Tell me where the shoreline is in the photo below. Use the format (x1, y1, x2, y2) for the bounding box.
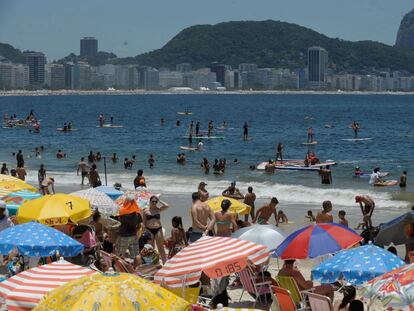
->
(2, 89, 414, 96)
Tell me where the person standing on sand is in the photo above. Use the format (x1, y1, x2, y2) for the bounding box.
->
(243, 122, 249, 141)
(190, 192, 214, 243)
(254, 197, 279, 225)
(38, 164, 46, 189)
(198, 182, 209, 202)
(355, 195, 375, 229)
(316, 200, 333, 223)
(40, 177, 55, 195)
(88, 164, 101, 188)
(16, 165, 26, 181)
(319, 165, 332, 185)
(400, 171, 407, 188)
(208, 199, 238, 237)
(244, 186, 256, 222)
(77, 157, 89, 185)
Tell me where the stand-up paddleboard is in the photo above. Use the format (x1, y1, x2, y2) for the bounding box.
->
(342, 138, 373, 142)
(181, 136, 224, 140)
(302, 141, 318, 145)
(180, 146, 197, 151)
(177, 112, 193, 115)
(354, 172, 389, 178)
(96, 124, 124, 128)
(257, 160, 336, 171)
(374, 180, 398, 187)
(56, 128, 78, 132)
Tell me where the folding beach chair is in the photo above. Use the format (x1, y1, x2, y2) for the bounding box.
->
(303, 291, 334, 311)
(238, 266, 272, 307)
(270, 286, 305, 311)
(276, 276, 311, 308)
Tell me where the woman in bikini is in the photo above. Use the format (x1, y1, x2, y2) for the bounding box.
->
(142, 196, 169, 264)
(209, 199, 238, 237)
(168, 216, 188, 258)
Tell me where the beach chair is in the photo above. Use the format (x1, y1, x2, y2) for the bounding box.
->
(113, 256, 129, 273)
(238, 267, 272, 307)
(270, 286, 305, 311)
(302, 291, 334, 311)
(276, 276, 311, 308)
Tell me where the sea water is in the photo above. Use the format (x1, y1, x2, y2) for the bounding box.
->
(0, 94, 413, 219)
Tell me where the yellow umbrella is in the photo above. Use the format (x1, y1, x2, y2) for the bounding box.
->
(0, 180, 37, 193)
(34, 271, 191, 311)
(17, 194, 91, 226)
(0, 175, 23, 183)
(206, 196, 251, 215)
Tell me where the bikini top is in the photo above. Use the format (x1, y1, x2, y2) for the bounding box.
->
(146, 213, 160, 220)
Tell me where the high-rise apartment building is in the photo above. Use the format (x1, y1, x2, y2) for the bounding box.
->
(307, 46, 328, 89)
(80, 37, 98, 57)
(23, 51, 46, 88)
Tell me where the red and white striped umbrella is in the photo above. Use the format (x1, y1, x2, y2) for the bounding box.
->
(0, 259, 96, 311)
(154, 236, 270, 288)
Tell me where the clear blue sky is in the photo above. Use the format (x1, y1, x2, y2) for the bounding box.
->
(0, 0, 412, 61)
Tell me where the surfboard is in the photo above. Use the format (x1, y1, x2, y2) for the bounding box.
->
(256, 160, 336, 171)
(302, 141, 318, 145)
(180, 146, 197, 151)
(56, 128, 78, 132)
(177, 112, 193, 115)
(181, 136, 224, 140)
(342, 138, 373, 142)
(97, 124, 124, 128)
(374, 180, 398, 187)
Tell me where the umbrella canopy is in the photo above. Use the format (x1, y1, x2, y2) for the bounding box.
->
(0, 259, 96, 311)
(364, 263, 414, 309)
(71, 188, 119, 216)
(115, 189, 157, 210)
(231, 224, 286, 252)
(275, 223, 363, 259)
(375, 211, 414, 246)
(0, 222, 83, 257)
(312, 244, 406, 285)
(95, 185, 123, 200)
(0, 175, 24, 183)
(206, 196, 251, 215)
(17, 193, 91, 226)
(1, 190, 42, 216)
(0, 181, 37, 194)
(154, 236, 270, 288)
(34, 270, 191, 311)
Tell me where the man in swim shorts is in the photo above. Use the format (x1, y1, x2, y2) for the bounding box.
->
(77, 157, 89, 185)
(190, 192, 214, 243)
(355, 195, 375, 229)
(254, 197, 279, 225)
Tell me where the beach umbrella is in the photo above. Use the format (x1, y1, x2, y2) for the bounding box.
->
(71, 188, 119, 216)
(231, 224, 286, 252)
(17, 193, 91, 226)
(34, 270, 191, 311)
(0, 259, 96, 311)
(375, 211, 414, 246)
(311, 244, 405, 285)
(95, 185, 123, 200)
(363, 263, 414, 309)
(275, 223, 363, 259)
(154, 236, 269, 288)
(0, 175, 23, 183)
(115, 189, 157, 210)
(0, 222, 83, 257)
(206, 196, 251, 215)
(1, 189, 42, 216)
(0, 180, 37, 194)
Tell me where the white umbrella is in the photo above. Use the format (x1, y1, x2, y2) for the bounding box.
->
(71, 188, 119, 216)
(231, 224, 287, 253)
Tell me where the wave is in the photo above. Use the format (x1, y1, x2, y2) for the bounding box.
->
(23, 169, 411, 209)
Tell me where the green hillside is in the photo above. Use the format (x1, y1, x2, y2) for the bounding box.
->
(0, 43, 24, 63)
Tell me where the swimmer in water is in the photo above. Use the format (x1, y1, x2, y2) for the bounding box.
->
(351, 121, 360, 138)
(243, 122, 249, 141)
(98, 114, 105, 127)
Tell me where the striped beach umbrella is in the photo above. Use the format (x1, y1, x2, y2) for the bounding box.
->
(275, 223, 363, 259)
(0, 259, 96, 311)
(1, 190, 42, 216)
(154, 236, 270, 288)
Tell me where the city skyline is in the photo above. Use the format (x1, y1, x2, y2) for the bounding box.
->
(0, 0, 412, 60)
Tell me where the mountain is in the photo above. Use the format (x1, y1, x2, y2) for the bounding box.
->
(0, 43, 24, 63)
(57, 51, 117, 66)
(130, 20, 414, 72)
(396, 9, 414, 49)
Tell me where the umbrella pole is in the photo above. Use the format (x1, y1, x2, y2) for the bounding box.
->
(103, 157, 108, 186)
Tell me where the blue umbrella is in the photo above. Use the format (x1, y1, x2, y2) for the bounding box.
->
(0, 222, 84, 257)
(1, 190, 42, 216)
(95, 186, 123, 200)
(311, 244, 406, 285)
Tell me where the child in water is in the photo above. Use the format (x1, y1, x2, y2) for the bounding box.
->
(305, 210, 316, 222)
(277, 210, 288, 224)
(338, 210, 348, 227)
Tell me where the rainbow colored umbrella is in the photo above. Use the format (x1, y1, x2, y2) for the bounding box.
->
(274, 223, 362, 259)
(364, 263, 414, 309)
(1, 190, 42, 216)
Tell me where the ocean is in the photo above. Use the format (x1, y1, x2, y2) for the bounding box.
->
(1, 93, 413, 227)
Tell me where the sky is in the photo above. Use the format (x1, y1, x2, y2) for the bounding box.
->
(0, 0, 413, 61)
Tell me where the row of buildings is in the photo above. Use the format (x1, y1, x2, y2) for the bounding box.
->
(2, 42, 414, 92)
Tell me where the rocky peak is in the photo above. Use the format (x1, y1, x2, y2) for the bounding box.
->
(396, 9, 414, 49)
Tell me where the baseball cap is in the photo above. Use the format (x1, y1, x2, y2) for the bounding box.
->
(199, 182, 207, 186)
